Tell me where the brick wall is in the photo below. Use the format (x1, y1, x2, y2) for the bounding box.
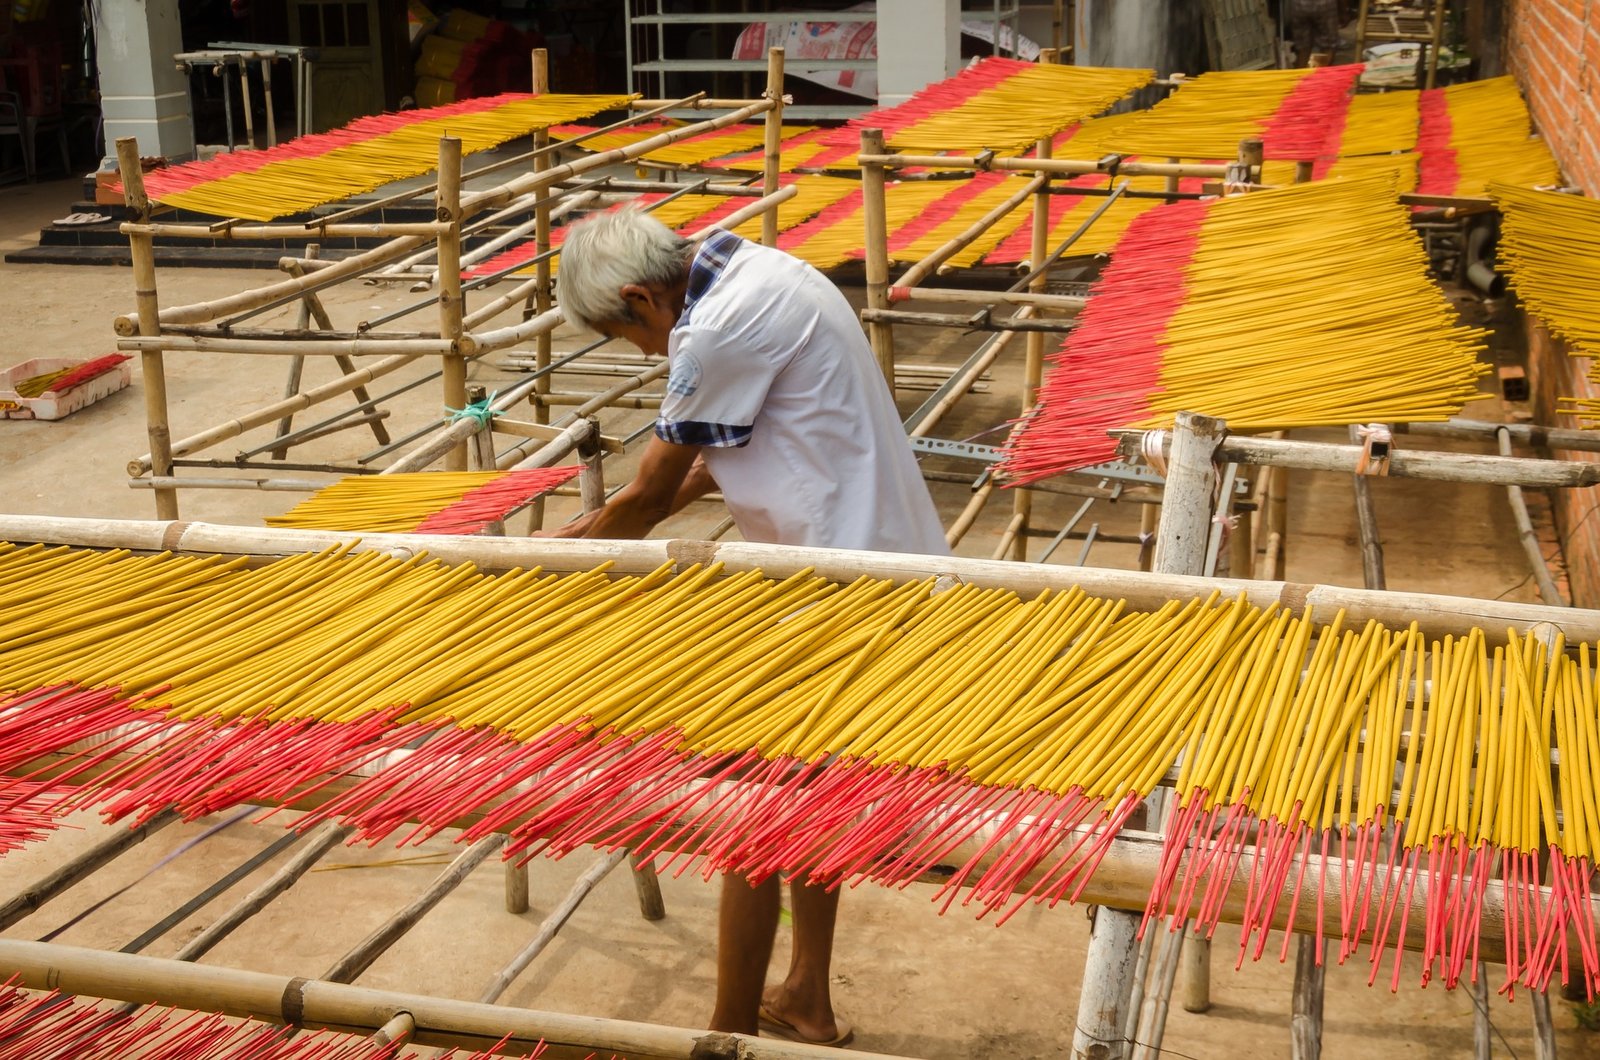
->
(1506, 0, 1600, 194)
(1506, 2, 1600, 607)
(1525, 319, 1600, 608)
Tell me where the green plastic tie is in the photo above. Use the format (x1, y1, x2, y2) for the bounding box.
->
(445, 392, 500, 428)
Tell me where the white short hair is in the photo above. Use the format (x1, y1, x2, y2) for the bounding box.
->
(558, 208, 694, 333)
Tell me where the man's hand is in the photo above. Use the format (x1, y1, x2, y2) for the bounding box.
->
(533, 438, 705, 540)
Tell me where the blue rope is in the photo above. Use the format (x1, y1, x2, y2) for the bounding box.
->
(446, 392, 500, 428)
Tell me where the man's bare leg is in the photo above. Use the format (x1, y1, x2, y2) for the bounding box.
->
(708, 873, 780, 1034)
(762, 880, 845, 1042)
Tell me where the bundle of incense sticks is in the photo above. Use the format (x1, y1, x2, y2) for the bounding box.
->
(1106, 64, 1364, 160)
(825, 56, 1153, 153)
(462, 175, 858, 280)
(0, 542, 1597, 994)
(551, 121, 817, 168)
(997, 176, 1488, 481)
(1416, 77, 1561, 199)
(0, 981, 533, 1059)
(133, 92, 632, 221)
(266, 468, 581, 535)
(1492, 182, 1600, 425)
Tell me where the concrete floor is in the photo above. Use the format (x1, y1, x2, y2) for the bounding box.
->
(0, 173, 1592, 1058)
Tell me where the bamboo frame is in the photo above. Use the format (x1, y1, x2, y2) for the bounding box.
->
(113, 68, 790, 509)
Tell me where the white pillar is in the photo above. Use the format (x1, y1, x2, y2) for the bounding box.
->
(875, 0, 962, 107)
(96, 0, 194, 162)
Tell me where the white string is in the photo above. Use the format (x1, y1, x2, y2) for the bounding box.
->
(1140, 429, 1170, 478)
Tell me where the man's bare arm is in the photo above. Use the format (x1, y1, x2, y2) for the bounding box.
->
(539, 437, 702, 540)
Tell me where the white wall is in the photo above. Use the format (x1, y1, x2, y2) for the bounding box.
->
(97, 0, 194, 161)
(876, 0, 963, 106)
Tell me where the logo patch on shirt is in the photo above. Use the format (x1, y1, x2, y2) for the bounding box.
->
(667, 351, 702, 397)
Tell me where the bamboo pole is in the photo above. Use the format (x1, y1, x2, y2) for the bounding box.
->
(1348, 425, 1387, 592)
(1082, 411, 1224, 1060)
(122, 221, 447, 240)
(477, 849, 626, 1005)
(528, 49, 556, 532)
(1397, 418, 1600, 451)
(0, 810, 178, 930)
(172, 822, 352, 963)
(859, 128, 896, 388)
(437, 136, 469, 472)
(115, 233, 435, 334)
(117, 335, 462, 356)
(762, 47, 784, 248)
(322, 835, 507, 984)
(1011, 134, 1054, 562)
(856, 153, 1235, 179)
(117, 137, 179, 519)
(0, 940, 914, 1060)
(1498, 427, 1566, 606)
(886, 288, 1086, 311)
(7, 516, 1600, 644)
(893, 172, 1048, 292)
(1120, 430, 1600, 489)
(858, 308, 1075, 333)
(577, 424, 606, 512)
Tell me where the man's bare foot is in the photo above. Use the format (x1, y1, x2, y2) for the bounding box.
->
(759, 986, 852, 1046)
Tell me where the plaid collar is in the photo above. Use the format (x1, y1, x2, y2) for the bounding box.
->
(681, 228, 744, 325)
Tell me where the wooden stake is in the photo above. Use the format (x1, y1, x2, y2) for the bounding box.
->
(1498, 427, 1566, 606)
(437, 135, 468, 472)
(1179, 927, 1211, 1013)
(860, 128, 896, 388)
(321, 835, 506, 984)
(1348, 424, 1387, 591)
(117, 137, 179, 520)
(762, 47, 785, 248)
(505, 862, 531, 916)
(477, 849, 626, 1005)
(577, 421, 606, 512)
(630, 852, 667, 921)
(1290, 935, 1326, 1059)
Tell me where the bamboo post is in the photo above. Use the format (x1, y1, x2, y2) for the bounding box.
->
(1237, 137, 1264, 189)
(630, 853, 667, 921)
(466, 385, 497, 474)
(371, 1011, 415, 1048)
(578, 421, 606, 512)
(260, 56, 277, 146)
(0, 810, 178, 930)
(1010, 133, 1054, 562)
(859, 128, 896, 388)
(437, 135, 469, 472)
(529, 48, 554, 531)
(321, 835, 506, 984)
(271, 242, 317, 459)
(477, 849, 627, 1005)
(237, 56, 256, 147)
(117, 137, 179, 520)
(1119, 412, 1225, 1050)
(172, 822, 352, 963)
(1531, 988, 1556, 1060)
(1179, 927, 1211, 1013)
(1473, 968, 1492, 1060)
(762, 47, 785, 248)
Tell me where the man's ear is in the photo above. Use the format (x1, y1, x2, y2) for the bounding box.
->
(619, 283, 655, 312)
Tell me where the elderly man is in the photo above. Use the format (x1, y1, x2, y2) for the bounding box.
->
(547, 208, 948, 1045)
